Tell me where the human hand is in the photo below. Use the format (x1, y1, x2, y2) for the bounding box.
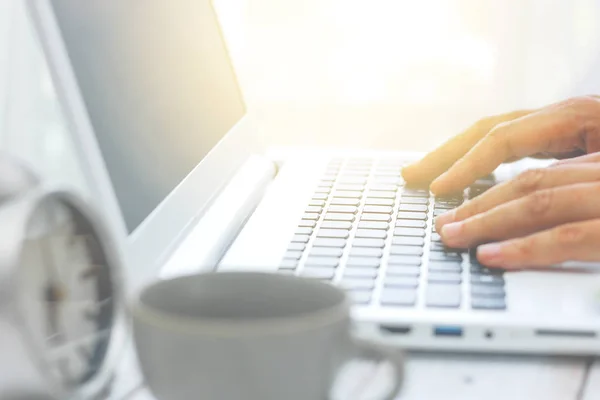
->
(434, 153, 600, 269)
(402, 96, 600, 195)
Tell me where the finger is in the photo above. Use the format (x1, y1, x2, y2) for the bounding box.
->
(430, 101, 592, 195)
(435, 163, 600, 229)
(439, 182, 600, 248)
(477, 219, 600, 269)
(551, 152, 600, 167)
(402, 109, 534, 185)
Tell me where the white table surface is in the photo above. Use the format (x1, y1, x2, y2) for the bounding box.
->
(3, 0, 600, 399)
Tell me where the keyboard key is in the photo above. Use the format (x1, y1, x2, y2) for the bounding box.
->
(471, 284, 506, 298)
(312, 193, 329, 200)
(332, 191, 362, 198)
(365, 198, 395, 206)
(324, 213, 355, 222)
(353, 238, 386, 248)
(308, 199, 326, 207)
(340, 279, 375, 290)
(384, 276, 420, 288)
(316, 229, 350, 239)
(284, 250, 303, 260)
(401, 197, 429, 205)
(301, 267, 336, 279)
(428, 272, 462, 284)
(469, 266, 504, 276)
(296, 227, 314, 235)
(303, 212, 320, 220)
(346, 257, 381, 268)
(428, 261, 462, 273)
(388, 255, 422, 265)
(277, 269, 295, 275)
(355, 229, 387, 239)
(433, 209, 451, 217)
(389, 246, 424, 256)
(314, 187, 331, 195)
(336, 184, 365, 191)
(386, 265, 421, 277)
(471, 297, 506, 310)
(305, 257, 340, 268)
(320, 221, 353, 230)
(392, 237, 425, 246)
(321, 175, 337, 182)
(312, 238, 347, 248)
(287, 242, 306, 251)
(429, 234, 441, 243)
(393, 227, 426, 237)
(426, 285, 461, 308)
(395, 219, 427, 228)
(291, 234, 311, 243)
(380, 289, 417, 306)
(330, 198, 360, 206)
(318, 179, 334, 187)
(402, 188, 430, 197)
(309, 247, 343, 257)
(340, 170, 370, 177)
(279, 259, 298, 269)
(298, 220, 317, 228)
(363, 205, 393, 214)
(367, 191, 396, 199)
(358, 221, 389, 230)
(429, 242, 464, 253)
(471, 274, 505, 285)
(361, 213, 392, 222)
(397, 212, 428, 220)
(373, 170, 401, 177)
(348, 291, 372, 305)
(369, 184, 398, 192)
(372, 177, 403, 185)
(349, 247, 383, 258)
(398, 204, 428, 212)
(429, 252, 462, 262)
(344, 268, 379, 278)
(337, 177, 367, 185)
(328, 205, 358, 214)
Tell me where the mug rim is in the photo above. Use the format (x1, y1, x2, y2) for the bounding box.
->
(130, 272, 351, 337)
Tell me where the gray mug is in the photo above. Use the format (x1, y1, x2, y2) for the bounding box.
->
(130, 272, 404, 400)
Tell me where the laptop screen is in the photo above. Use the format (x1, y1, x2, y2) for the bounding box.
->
(49, 0, 246, 233)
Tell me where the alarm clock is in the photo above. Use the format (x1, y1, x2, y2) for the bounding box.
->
(0, 155, 128, 399)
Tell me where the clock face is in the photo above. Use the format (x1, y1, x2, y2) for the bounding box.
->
(16, 197, 115, 389)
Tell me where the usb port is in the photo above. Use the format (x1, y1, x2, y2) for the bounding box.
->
(433, 325, 463, 337)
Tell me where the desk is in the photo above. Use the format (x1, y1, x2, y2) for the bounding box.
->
(112, 342, 598, 400)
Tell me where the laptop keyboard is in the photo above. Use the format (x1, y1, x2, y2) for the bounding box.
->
(278, 157, 507, 311)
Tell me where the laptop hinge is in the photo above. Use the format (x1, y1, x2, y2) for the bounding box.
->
(159, 154, 277, 279)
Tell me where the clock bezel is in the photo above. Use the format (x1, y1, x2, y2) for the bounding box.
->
(0, 189, 129, 399)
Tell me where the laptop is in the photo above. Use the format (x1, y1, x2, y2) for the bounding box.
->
(28, 0, 600, 355)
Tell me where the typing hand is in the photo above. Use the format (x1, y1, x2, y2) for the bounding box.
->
(402, 96, 600, 195)
(434, 154, 600, 269)
(401, 95, 600, 269)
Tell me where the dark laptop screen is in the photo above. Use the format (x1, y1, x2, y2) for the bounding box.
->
(50, 0, 246, 232)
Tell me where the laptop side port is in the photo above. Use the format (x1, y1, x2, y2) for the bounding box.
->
(380, 325, 412, 335)
(535, 329, 596, 338)
(433, 325, 463, 337)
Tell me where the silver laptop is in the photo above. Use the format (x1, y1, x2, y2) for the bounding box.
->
(28, 0, 600, 355)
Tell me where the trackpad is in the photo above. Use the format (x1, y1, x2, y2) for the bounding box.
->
(505, 270, 600, 317)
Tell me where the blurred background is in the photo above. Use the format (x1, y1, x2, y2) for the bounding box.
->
(1, 0, 600, 194)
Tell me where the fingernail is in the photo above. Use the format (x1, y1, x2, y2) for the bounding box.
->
(440, 221, 463, 246)
(434, 210, 455, 229)
(430, 173, 448, 194)
(477, 243, 503, 264)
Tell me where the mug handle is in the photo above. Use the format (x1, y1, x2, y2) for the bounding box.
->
(342, 337, 404, 400)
